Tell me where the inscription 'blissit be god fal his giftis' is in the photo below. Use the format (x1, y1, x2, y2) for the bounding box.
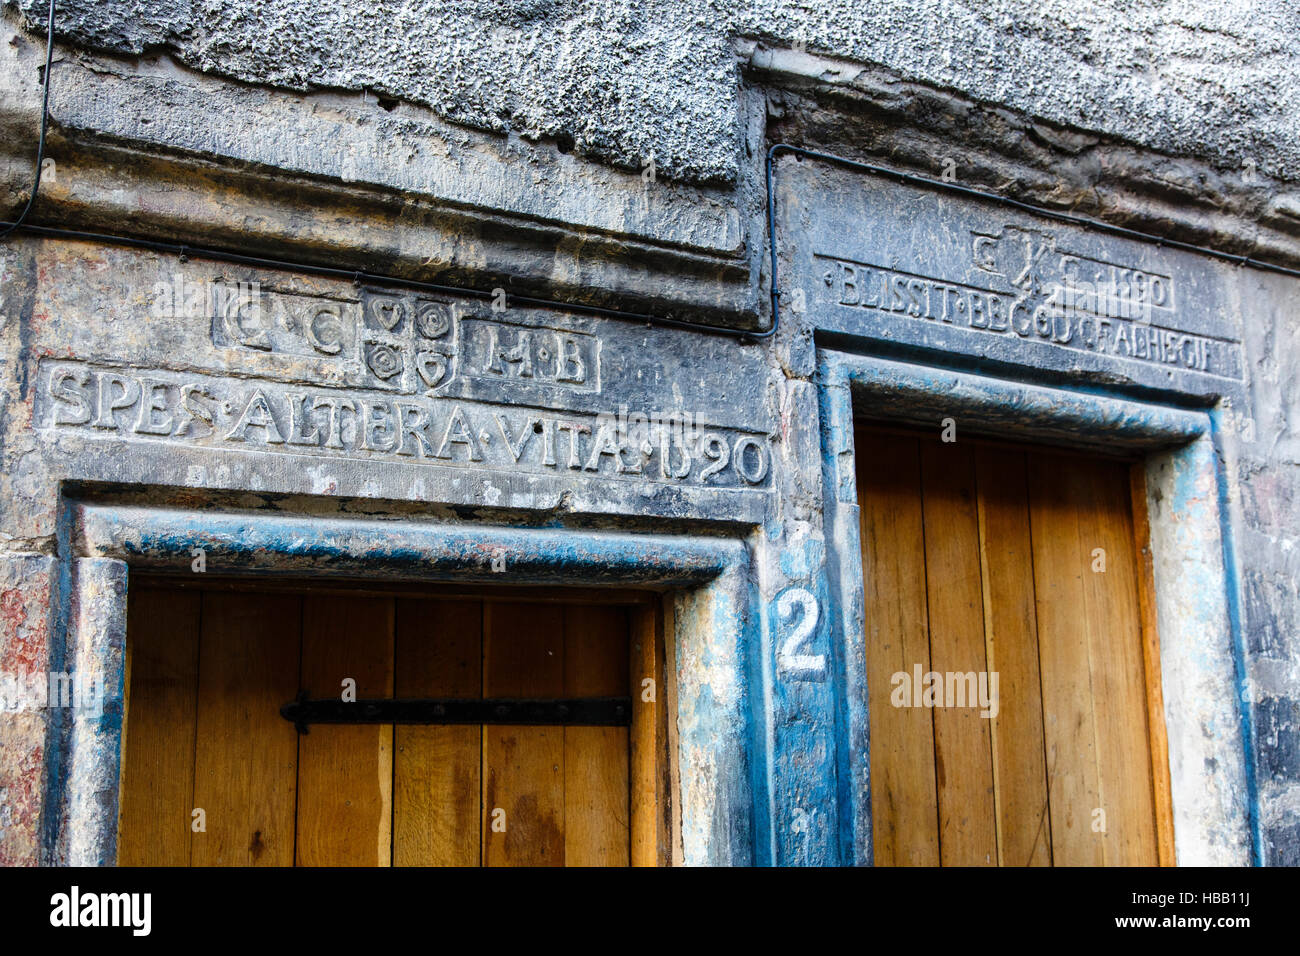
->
(819, 247, 1224, 377)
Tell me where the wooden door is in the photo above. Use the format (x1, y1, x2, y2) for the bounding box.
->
(856, 427, 1174, 866)
(118, 587, 664, 866)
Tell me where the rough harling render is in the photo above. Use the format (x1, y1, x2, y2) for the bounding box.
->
(0, 0, 1296, 871)
(7, 0, 1300, 185)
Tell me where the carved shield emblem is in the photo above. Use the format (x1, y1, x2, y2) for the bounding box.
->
(416, 350, 449, 389)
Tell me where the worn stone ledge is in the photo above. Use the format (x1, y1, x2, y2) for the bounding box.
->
(71, 501, 749, 586)
(7, 25, 1300, 330)
(826, 351, 1208, 451)
(752, 45, 1300, 275)
(0, 34, 765, 328)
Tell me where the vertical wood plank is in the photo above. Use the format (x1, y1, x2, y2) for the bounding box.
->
(1028, 453, 1105, 866)
(1076, 458, 1159, 865)
(118, 588, 201, 866)
(920, 439, 998, 866)
(393, 598, 482, 867)
(1130, 463, 1177, 866)
(630, 602, 664, 866)
(856, 430, 941, 866)
(191, 592, 300, 866)
(974, 448, 1053, 866)
(563, 604, 631, 866)
(296, 596, 394, 866)
(482, 602, 565, 867)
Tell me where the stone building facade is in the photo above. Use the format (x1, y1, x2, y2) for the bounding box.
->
(0, 0, 1296, 866)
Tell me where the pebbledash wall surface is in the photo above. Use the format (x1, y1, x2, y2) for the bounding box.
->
(0, 0, 1297, 867)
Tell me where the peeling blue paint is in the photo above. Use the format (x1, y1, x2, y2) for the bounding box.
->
(1208, 407, 1264, 866)
(54, 498, 764, 867)
(40, 495, 75, 866)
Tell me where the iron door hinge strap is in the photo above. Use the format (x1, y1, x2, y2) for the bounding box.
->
(280, 692, 631, 734)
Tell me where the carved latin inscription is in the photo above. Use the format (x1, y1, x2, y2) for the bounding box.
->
(38, 361, 770, 489)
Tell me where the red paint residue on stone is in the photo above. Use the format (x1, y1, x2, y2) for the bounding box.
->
(0, 738, 44, 867)
(0, 587, 28, 639)
(0, 587, 48, 675)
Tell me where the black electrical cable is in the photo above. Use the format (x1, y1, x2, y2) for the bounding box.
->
(0, 0, 56, 240)
(6, 222, 776, 338)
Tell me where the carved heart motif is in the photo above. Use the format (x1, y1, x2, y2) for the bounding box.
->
(416, 350, 449, 389)
(369, 296, 406, 331)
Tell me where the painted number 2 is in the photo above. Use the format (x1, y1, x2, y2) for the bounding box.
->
(776, 588, 827, 682)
